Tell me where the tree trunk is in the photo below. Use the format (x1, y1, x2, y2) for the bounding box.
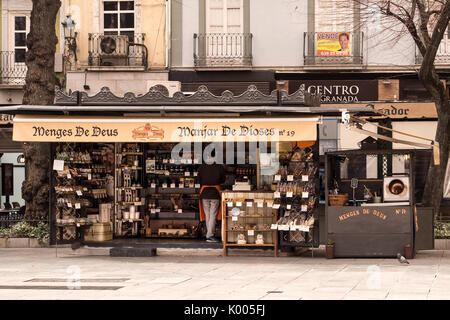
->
(21, 0, 61, 219)
(422, 99, 450, 216)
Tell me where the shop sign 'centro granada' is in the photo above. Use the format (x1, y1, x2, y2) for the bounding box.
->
(12, 115, 318, 143)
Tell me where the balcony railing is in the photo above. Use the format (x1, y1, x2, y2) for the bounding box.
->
(416, 33, 450, 64)
(303, 32, 364, 66)
(88, 33, 147, 68)
(0, 51, 27, 85)
(194, 33, 253, 68)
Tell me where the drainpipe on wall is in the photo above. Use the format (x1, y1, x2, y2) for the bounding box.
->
(166, 0, 170, 69)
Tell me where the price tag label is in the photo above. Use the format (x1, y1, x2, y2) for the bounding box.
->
(266, 202, 273, 208)
(53, 159, 64, 171)
(286, 191, 293, 198)
(271, 224, 278, 230)
(246, 202, 253, 207)
(287, 175, 294, 181)
(194, 159, 200, 164)
(162, 183, 168, 188)
(179, 184, 184, 189)
(290, 225, 297, 231)
(279, 225, 289, 231)
(151, 183, 156, 188)
(76, 223, 80, 227)
(287, 204, 292, 210)
(67, 202, 72, 208)
(170, 183, 176, 188)
(151, 209, 156, 214)
(181, 159, 186, 164)
(232, 216, 238, 221)
(187, 159, 192, 164)
(302, 175, 309, 182)
(88, 173, 92, 180)
(75, 203, 81, 209)
(178, 209, 183, 214)
(236, 202, 242, 207)
(170, 159, 175, 164)
(156, 208, 161, 213)
(185, 172, 190, 177)
(163, 159, 168, 164)
(195, 184, 201, 189)
(274, 175, 281, 181)
(67, 173, 72, 179)
(257, 202, 264, 208)
(248, 230, 255, 236)
(76, 190, 82, 196)
(302, 192, 309, 198)
(273, 204, 280, 209)
(298, 226, 310, 232)
(301, 205, 308, 212)
(164, 171, 170, 176)
(227, 201, 233, 207)
(132, 166, 137, 170)
(274, 192, 281, 198)
(189, 183, 195, 188)
(193, 172, 198, 177)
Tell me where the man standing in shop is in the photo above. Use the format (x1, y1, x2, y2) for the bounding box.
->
(198, 154, 225, 243)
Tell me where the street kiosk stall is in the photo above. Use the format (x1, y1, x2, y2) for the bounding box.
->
(324, 148, 434, 258)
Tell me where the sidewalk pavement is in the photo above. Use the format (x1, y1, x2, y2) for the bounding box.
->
(0, 247, 449, 300)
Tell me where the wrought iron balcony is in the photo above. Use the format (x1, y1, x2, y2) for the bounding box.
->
(303, 32, 364, 66)
(0, 51, 27, 85)
(194, 33, 253, 69)
(415, 33, 450, 64)
(88, 33, 147, 68)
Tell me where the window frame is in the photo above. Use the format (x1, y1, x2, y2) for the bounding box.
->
(101, 0, 135, 36)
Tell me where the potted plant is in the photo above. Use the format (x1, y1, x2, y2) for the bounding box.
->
(404, 244, 413, 260)
(0, 221, 49, 248)
(326, 239, 335, 259)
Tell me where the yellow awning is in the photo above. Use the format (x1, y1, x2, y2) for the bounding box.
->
(13, 115, 318, 143)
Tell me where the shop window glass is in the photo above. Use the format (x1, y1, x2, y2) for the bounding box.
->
(104, 14, 118, 29)
(103, 1, 135, 38)
(15, 33, 26, 47)
(15, 17, 26, 31)
(14, 49, 26, 63)
(120, 1, 134, 10)
(104, 2, 118, 11)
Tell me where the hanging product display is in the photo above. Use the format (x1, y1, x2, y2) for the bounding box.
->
(53, 143, 114, 242)
(271, 142, 319, 248)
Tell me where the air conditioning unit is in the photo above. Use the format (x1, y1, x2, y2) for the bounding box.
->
(383, 176, 410, 202)
(146, 81, 181, 97)
(97, 35, 129, 66)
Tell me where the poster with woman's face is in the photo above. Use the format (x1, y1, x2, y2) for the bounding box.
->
(316, 32, 351, 56)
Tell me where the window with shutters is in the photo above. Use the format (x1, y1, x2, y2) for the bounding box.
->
(197, 0, 251, 67)
(4, 13, 29, 84)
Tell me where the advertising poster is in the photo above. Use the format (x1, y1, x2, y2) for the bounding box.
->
(317, 32, 350, 56)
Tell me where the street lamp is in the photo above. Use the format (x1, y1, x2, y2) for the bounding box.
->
(61, 15, 77, 61)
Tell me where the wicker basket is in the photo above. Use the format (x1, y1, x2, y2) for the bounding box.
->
(328, 194, 349, 206)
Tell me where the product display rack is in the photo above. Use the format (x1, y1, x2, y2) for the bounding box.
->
(272, 142, 320, 249)
(144, 144, 202, 238)
(222, 191, 278, 257)
(114, 143, 145, 238)
(53, 143, 114, 243)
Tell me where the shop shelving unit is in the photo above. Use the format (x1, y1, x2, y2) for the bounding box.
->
(222, 191, 278, 257)
(144, 145, 201, 238)
(114, 143, 145, 238)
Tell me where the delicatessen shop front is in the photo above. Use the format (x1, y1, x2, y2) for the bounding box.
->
(13, 115, 320, 254)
